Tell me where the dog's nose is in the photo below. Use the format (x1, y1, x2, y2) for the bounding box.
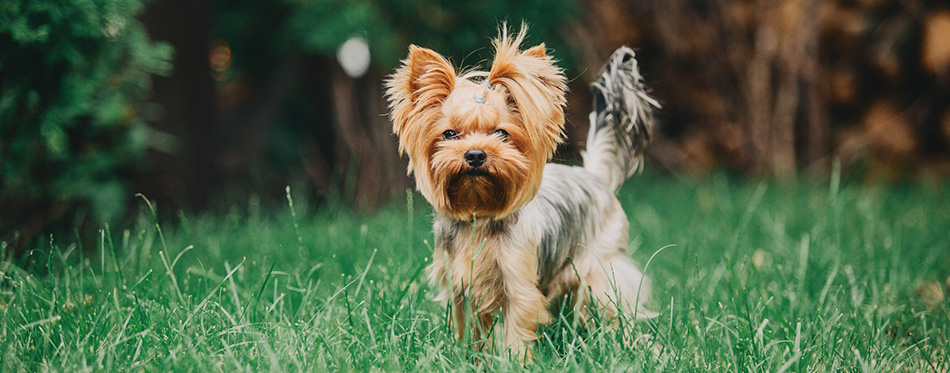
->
(464, 149, 487, 167)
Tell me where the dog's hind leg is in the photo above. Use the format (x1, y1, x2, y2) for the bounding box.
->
(581, 252, 657, 320)
(573, 199, 657, 320)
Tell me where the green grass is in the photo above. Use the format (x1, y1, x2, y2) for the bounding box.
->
(2, 174, 949, 371)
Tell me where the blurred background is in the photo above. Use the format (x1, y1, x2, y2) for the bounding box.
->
(2, 0, 949, 250)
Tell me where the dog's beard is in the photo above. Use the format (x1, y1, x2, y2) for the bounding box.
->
(447, 168, 510, 216)
(427, 147, 532, 219)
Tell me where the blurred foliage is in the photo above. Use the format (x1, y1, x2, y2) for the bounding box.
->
(209, 0, 580, 81)
(240, 0, 582, 77)
(0, 0, 581, 245)
(0, 0, 172, 225)
(202, 0, 582, 209)
(3, 0, 947, 245)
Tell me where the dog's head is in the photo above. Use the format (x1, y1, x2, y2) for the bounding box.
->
(386, 26, 567, 220)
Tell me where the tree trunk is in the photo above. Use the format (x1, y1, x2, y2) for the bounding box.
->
(140, 0, 218, 210)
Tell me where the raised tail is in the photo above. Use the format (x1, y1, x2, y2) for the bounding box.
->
(582, 47, 659, 193)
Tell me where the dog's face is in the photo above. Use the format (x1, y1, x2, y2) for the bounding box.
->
(386, 30, 568, 220)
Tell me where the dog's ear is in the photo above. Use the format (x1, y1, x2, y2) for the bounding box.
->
(487, 27, 567, 160)
(521, 43, 547, 58)
(386, 45, 456, 156)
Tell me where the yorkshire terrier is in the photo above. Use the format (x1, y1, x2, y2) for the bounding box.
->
(386, 26, 658, 360)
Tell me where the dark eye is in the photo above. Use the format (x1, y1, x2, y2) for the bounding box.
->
(494, 129, 509, 140)
(442, 130, 458, 140)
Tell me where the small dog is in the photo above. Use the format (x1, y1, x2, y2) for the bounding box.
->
(386, 26, 658, 359)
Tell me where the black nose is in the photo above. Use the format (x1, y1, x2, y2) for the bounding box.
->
(464, 149, 487, 167)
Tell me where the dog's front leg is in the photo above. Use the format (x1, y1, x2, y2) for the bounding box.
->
(452, 298, 495, 335)
(498, 243, 551, 362)
(452, 296, 468, 342)
(501, 279, 550, 361)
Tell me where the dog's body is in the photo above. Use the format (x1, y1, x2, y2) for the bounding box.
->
(386, 26, 657, 359)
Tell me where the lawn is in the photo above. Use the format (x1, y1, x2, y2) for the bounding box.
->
(2, 173, 948, 371)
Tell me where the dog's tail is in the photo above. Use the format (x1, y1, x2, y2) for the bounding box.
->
(582, 47, 658, 193)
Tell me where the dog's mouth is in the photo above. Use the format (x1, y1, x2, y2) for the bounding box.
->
(461, 168, 491, 177)
(449, 168, 494, 187)
(449, 166, 503, 191)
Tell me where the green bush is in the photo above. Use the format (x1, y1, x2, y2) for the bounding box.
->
(0, 0, 172, 226)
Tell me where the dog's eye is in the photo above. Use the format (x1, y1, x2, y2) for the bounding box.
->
(442, 130, 458, 140)
(493, 129, 509, 141)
